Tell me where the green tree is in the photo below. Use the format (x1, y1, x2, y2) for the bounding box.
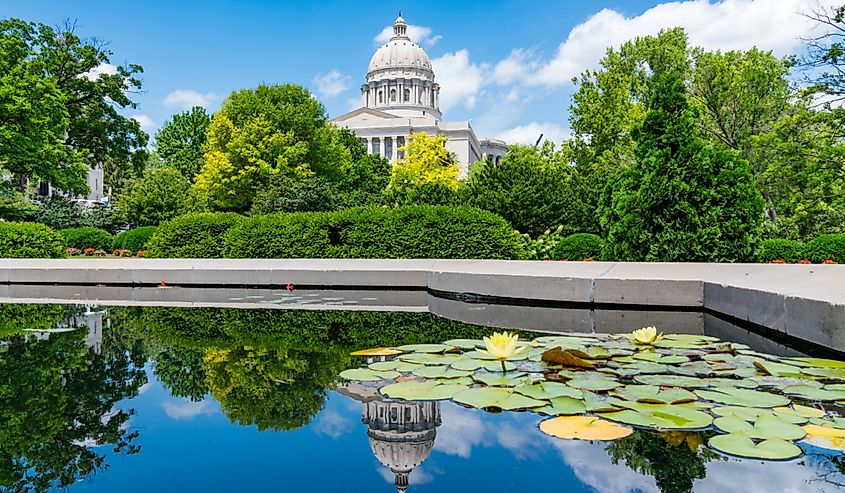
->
(600, 74, 764, 262)
(119, 167, 192, 226)
(0, 18, 148, 196)
(194, 84, 352, 211)
(155, 106, 212, 179)
(802, 4, 845, 103)
(607, 431, 712, 493)
(387, 132, 459, 205)
(462, 142, 591, 236)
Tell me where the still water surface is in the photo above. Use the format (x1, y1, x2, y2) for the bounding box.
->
(1, 303, 844, 492)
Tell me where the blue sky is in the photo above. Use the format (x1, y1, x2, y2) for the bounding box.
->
(1, 0, 833, 145)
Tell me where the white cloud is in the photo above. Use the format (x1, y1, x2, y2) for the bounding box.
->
(162, 398, 216, 420)
(523, 0, 837, 88)
(431, 50, 488, 113)
(548, 438, 659, 493)
(493, 49, 540, 85)
(494, 122, 570, 145)
(313, 69, 351, 100)
(312, 410, 353, 439)
(80, 63, 117, 81)
(375, 24, 441, 47)
(163, 89, 220, 109)
(131, 114, 155, 133)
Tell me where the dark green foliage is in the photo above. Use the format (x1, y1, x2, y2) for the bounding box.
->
(250, 175, 337, 215)
(600, 75, 764, 262)
(0, 185, 40, 222)
(0, 304, 65, 338)
(758, 239, 806, 263)
(607, 431, 712, 493)
(463, 144, 592, 236)
(119, 167, 192, 226)
(383, 182, 458, 206)
(222, 206, 526, 260)
(154, 106, 211, 179)
(111, 226, 158, 253)
(35, 195, 124, 234)
(146, 213, 243, 258)
(552, 233, 605, 260)
(0, 222, 66, 258)
(59, 227, 112, 251)
(803, 234, 845, 263)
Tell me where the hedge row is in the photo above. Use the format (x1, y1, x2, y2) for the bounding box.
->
(552, 233, 605, 261)
(112, 226, 158, 253)
(0, 222, 66, 258)
(146, 207, 527, 260)
(59, 227, 112, 251)
(758, 235, 845, 263)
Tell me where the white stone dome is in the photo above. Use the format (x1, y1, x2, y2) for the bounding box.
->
(368, 15, 432, 73)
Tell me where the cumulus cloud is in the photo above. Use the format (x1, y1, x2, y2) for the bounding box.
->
(131, 114, 155, 133)
(493, 49, 540, 86)
(494, 122, 570, 145)
(312, 410, 353, 439)
(163, 89, 220, 109)
(80, 63, 117, 81)
(521, 0, 837, 87)
(431, 50, 488, 112)
(162, 398, 216, 420)
(313, 69, 352, 100)
(375, 24, 442, 46)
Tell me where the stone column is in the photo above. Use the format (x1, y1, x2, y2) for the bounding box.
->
(392, 137, 398, 161)
(367, 138, 373, 155)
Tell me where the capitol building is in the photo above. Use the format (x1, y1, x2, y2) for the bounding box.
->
(332, 14, 508, 177)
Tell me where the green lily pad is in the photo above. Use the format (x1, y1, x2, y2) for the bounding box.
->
(711, 406, 807, 425)
(463, 349, 529, 361)
(694, 387, 790, 408)
(668, 361, 713, 377)
(713, 414, 806, 440)
(339, 368, 400, 381)
(613, 385, 697, 404)
(379, 380, 468, 400)
(449, 357, 516, 372)
(399, 352, 462, 365)
(452, 387, 546, 410)
(583, 391, 624, 413)
(602, 404, 712, 430)
(754, 360, 804, 378)
(368, 360, 421, 372)
(632, 352, 690, 364)
(800, 367, 845, 380)
(633, 375, 709, 388)
(514, 381, 583, 400)
(533, 335, 598, 348)
(567, 376, 620, 392)
(443, 339, 484, 349)
(411, 366, 472, 379)
(535, 396, 587, 416)
(708, 433, 802, 460)
(751, 376, 822, 390)
(396, 343, 453, 353)
(787, 357, 845, 369)
(810, 416, 845, 429)
(707, 377, 758, 389)
(473, 372, 528, 387)
(622, 362, 668, 374)
(782, 385, 845, 402)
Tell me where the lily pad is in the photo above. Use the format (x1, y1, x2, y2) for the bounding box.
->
(602, 404, 712, 430)
(800, 367, 845, 380)
(350, 347, 403, 357)
(787, 357, 845, 369)
(613, 385, 697, 404)
(751, 376, 822, 390)
(567, 376, 620, 392)
(711, 406, 807, 425)
(463, 349, 529, 361)
(541, 348, 595, 368)
(338, 368, 400, 381)
(694, 387, 790, 408)
(411, 366, 472, 379)
(399, 352, 462, 365)
(452, 387, 546, 410)
(443, 339, 484, 349)
(368, 360, 420, 372)
(539, 416, 633, 441)
(633, 352, 690, 364)
(472, 372, 528, 387)
(773, 404, 825, 419)
(708, 433, 802, 460)
(782, 385, 845, 402)
(450, 357, 516, 372)
(514, 381, 583, 400)
(713, 414, 805, 440)
(535, 396, 587, 416)
(396, 343, 452, 353)
(583, 391, 624, 413)
(633, 375, 709, 388)
(379, 380, 468, 401)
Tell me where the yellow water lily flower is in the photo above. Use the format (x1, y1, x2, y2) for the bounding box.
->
(480, 331, 526, 371)
(631, 326, 663, 345)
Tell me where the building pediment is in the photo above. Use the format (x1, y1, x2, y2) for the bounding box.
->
(332, 107, 402, 123)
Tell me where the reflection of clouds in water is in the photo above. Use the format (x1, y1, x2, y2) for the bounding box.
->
(548, 437, 658, 493)
(697, 456, 845, 493)
(162, 398, 216, 420)
(313, 410, 353, 439)
(434, 402, 541, 460)
(137, 382, 152, 395)
(377, 465, 435, 485)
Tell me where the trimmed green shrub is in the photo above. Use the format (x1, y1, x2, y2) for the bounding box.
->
(758, 239, 805, 263)
(552, 233, 605, 261)
(147, 213, 243, 258)
(803, 234, 845, 264)
(222, 206, 526, 260)
(112, 226, 158, 253)
(59, 227, 112, 251)
(0, 222, 66, 258)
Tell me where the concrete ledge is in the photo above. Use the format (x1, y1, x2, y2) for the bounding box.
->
(0, 258, 842, 349)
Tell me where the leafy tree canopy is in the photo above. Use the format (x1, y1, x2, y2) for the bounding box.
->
(154, 106, 212, 180)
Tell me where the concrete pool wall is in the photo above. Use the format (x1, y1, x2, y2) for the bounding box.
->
(0, 258, 841, 350)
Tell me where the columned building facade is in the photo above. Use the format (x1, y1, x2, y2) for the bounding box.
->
(332, 14, 507, 177)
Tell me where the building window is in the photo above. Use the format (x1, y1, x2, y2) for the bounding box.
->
(385, 137, 393, 158)
(390, 89, 396, 101)
(404, 88, 410, 102)
(372, 138, 381, 156)
(397, 137, 405, 159)
(378, 91, 383, 103)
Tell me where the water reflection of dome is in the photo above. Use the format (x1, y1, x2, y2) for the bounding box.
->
(338, 382, 441, 493)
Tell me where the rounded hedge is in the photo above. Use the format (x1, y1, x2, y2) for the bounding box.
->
(552, 233, 605, 261)
(0, 222, 66, 258)
(222, 206, 526, 260)
(146, 213, 243, 258)
(59, 227, 112, 251)
(803, 234, 845, 264)
(112, 226, 158, 253)
(758, 239, 805, 263)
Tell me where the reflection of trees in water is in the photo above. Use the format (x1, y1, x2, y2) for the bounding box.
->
(606, 431, 715, 493)
(0, 327, 147, 493)
(152, 347, 208, 402)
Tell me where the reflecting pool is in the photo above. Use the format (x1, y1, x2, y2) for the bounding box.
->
(1, 304, 844, 492)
